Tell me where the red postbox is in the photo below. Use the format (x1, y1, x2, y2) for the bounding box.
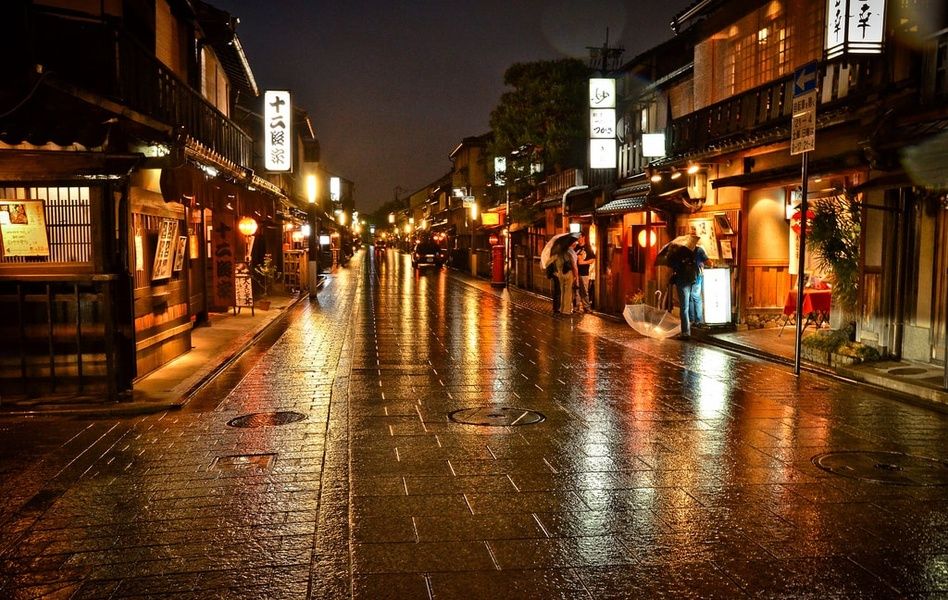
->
(490, 239, 505, 288)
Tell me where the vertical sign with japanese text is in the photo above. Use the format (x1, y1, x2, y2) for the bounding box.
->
(264, 90, 292, 172)
(589, 78, 617, 169)
(212, 210, 235, 309)
(790, 62, 818, 156)
(825, 0, 886, 59)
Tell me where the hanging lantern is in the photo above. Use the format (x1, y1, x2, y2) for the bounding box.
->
(238, 216, 258, 237)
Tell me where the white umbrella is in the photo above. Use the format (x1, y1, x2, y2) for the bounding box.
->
(540, 232, 579, 268)
(622, 291, 681, 339)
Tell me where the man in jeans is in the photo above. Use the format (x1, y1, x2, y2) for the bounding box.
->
(689, 237, 712, 327)
(574, 233, 595, 313)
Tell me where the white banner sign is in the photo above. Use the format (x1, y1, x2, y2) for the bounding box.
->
(264, 90, 292, 172)
(590, 139, 617, 169)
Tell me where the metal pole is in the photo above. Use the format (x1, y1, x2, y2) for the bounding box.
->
(793, 152, 809, 375)
(308, 203, 319, 297)
(505, 186, 510, 286)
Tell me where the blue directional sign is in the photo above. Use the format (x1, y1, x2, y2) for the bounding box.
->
(793, 62, 818, 97)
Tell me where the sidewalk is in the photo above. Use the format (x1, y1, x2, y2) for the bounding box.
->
(457, 268, 948, 412)
(0, 290, 312, 417)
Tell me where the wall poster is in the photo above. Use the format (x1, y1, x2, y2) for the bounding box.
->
(152, 218, 178, 281)
(687, 217, 719, 260)
(0, 200, 50, 257)
(172, 236, 187, 272)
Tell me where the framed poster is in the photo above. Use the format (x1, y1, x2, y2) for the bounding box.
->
(0, 200, 50, 257)
(688, 217, 719, 260)
(234, 261, 254, 308)
(172, 236, 187, 272)
(719, 239, 733, 260)
(152, 218, 177, 281)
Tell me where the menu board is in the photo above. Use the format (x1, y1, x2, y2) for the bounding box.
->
(152, 218, 178, 281)
(234, 261, 254, 308)
(172, 236, 187, 272)
(0, 200, 50, 257)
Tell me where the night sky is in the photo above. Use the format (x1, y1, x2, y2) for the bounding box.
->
(210, 0, 696, 214)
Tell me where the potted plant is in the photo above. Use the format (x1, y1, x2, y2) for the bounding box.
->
(253, 253, 281, 309)
(807, 194, 860, 336)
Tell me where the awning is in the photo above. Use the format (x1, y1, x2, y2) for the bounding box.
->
(646, 186, 703, 213)
(0, 149, 140, 181)
(595, 196, 647, 216)
(711, 152, 865, 189)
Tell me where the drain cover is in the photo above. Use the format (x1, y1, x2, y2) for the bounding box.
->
(213, 453, 276, 471)
(449, 407, 545, 426)
(227, 411, 306, 428)
(887, 367, 929, 376)
(813, 451, 948, 486)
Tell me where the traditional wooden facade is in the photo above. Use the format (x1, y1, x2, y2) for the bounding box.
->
(0, 0, 288, 399)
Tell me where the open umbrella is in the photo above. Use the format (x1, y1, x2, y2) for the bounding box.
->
(655, 234, 699, 266)
(623, 291, 681, 339)
(540, 232, 579, 268)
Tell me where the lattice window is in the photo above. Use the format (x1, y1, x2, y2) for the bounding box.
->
(0, 186, 93, 264)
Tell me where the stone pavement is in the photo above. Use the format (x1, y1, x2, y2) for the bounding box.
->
(0, 248, 946, 598)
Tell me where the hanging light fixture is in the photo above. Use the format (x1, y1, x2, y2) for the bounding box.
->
(237, 216, 258, 237)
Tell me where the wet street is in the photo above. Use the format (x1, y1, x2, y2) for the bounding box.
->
(1, 248, 947, 599)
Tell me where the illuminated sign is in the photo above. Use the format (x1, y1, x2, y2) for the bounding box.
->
(590, 109, 616, 138)
(494, 156, 506, 186)
(589, 79, 615, 108)
(264, 90, 292, 172)
(642, 133, 666, 158)
(702, 268, 732, 325)
(319, 234, 331, 245)
(329, 177, 340, 202)
(589, 78, 616, 169)
(481, 212, 500, 226)
(825, 0, 885, 59)
(590, 139, 617, 169)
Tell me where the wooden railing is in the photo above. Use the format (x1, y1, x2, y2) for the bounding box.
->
(30, 11, 253, 169)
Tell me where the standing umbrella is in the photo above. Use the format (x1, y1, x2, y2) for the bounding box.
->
(540, 232, 579, 268)
(655, 234, 699, 266)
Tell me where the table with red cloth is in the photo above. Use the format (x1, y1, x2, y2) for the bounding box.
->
(779, 288, 832, 336)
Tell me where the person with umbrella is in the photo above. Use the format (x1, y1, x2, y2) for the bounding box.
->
(541, 232, 579, 315)
(688, 227, 713, 328)
(658, 233, 702, 338)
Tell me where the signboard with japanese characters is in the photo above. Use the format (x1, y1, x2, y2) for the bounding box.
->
(791, 62, 818, 155)
(211, 211, 235, 309)
(0, 200, 49, 257)
(825, 0, 886, 59)
(588, 78, 616, 169)
(264, 90, 292, 172)
(151, 218, 177, 281)
(234, 261, 254, 309)
(494, 156, 506, 185)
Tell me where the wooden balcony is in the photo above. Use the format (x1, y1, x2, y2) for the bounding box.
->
(29, 11, 252, 169)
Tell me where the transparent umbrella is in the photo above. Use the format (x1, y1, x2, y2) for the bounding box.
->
(623, 291, 681, 339)
(540, 232, 580, 268)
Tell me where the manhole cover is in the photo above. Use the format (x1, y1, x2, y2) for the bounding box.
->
(212, 453, 276, 471)
(449, 407, 545, 426)
(227, 411, 306, 428)
(813, 451, 948, 486)
(887, 367, 929, 376)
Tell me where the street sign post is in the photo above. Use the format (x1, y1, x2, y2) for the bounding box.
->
(791, 62, 818, 375)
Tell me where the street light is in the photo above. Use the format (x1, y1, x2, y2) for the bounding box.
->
(561, 185, 588, 231)
(306, 174, 319, 296)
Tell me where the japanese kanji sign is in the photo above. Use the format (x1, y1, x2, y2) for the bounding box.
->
(791, 62, 819, 156)
(264, 90, 292, 172)
(589, 78, 616, 169)
(825, 0, 886, 59)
